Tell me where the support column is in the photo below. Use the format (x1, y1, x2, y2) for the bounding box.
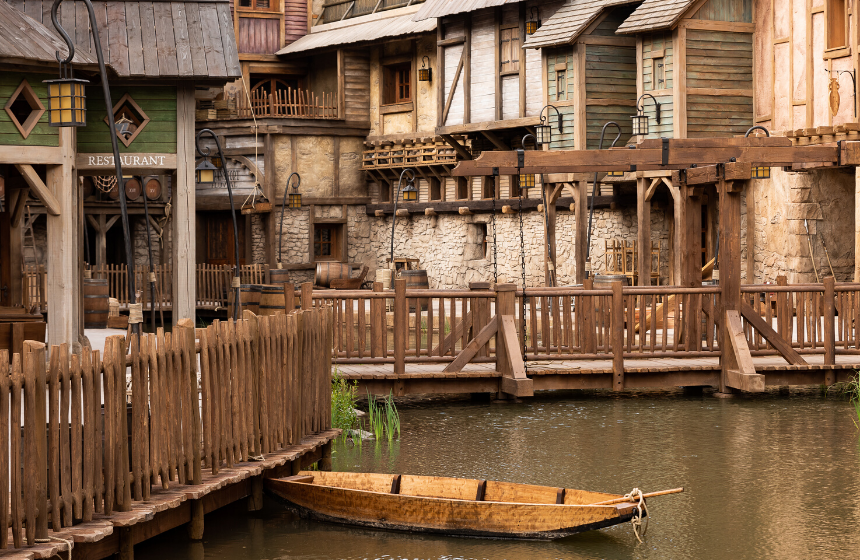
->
(574, 180, 587, 283)
(263, 133, 276, 271)
(670, 172, 685, 286)
(855, 167, 860, 281)
(187, 499, 204, 540)
(719, 177, 744, 393)
(46, 127, 80, 348)
(637, 177, 651, 286)
(173, 84, 196, 324)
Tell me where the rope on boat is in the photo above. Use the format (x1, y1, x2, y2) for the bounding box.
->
(35, 535, 73, 560)
(624, 487, 649, 543)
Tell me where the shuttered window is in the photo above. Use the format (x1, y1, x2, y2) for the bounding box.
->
(383, 63, 412, 104)
(500, 27, 521, 73)
(826, 0, 847, 50)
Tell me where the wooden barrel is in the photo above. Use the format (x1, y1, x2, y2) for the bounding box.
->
(83, 278, 109, 329)
(269, 267, 291, 286)
(125, 178, 142, 201)
(259, 285, 285, 316)
(228, 284, 262, 315)
(144, 178, 162, 200)
(400, 269, 429, 312)
(315, 262, 351, 288)
(592, 274, 629, 287)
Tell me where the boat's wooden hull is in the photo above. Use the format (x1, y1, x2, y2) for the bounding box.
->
(265, 474, 637, 540)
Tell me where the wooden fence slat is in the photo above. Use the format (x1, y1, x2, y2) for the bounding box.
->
(82, 349, 95, 522)
(70, 346, 83, 517)
(11, 354, 22, 548)
(92, 351, 104, 513)
(48, 345, 62, 531)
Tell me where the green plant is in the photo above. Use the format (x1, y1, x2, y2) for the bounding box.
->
(366, 390, 401, 443)
(331, 367, 358, 440)
(829, 371, 860, 428)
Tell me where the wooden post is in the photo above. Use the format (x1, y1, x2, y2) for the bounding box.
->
(188, 499, 204, 540)
(855, 167, 860, 282)
(264, 133, 276, 268)
(318, 441, 333, 471)
(173, 84, 197, 325)
(371, 282, 384, 358)
(581, 277, 595, 353)
(719, 177, 744, 394)
(575, 180, 587, 283)
(611, 281, 624, 391)
(776, 275, 789, 337)
(495, 283, 515, 377)
(394, 278, 406, 375)
(824, 276, 836, 372)
(248, 475, 264, 512)
(637, 178, 651, 286)
(46, 127, 80, 347)
(301, 282, 313, 310)
(283, 282, 295, 312)
(24, 341, 48, 542)
(119, 527, 133, 560)
(470, 282, 490, 357)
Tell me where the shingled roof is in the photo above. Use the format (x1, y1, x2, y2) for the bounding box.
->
(615, 0, 696, 34)
(2, 0, 241, 80)
(413, 0, 523, 22)
(0, 1, 99, 68)
(523, 0, 636, 49)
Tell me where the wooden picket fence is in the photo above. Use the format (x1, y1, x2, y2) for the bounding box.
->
(0, 307, 331, 549)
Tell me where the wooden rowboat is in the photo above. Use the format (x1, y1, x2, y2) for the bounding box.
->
(266, 471, 681, 540)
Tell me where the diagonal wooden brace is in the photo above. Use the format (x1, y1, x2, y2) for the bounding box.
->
(724, 310, 765, 392)
(740, 301, 808, 365)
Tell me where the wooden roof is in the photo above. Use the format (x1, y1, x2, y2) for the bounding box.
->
(412, 0, 522, 22)
(1, 0, 240, 80)
(0, 1, 98, 68)
(615, 0, 695, 33)
(278, 6, 435, 55)
(523, 0, 635, 49)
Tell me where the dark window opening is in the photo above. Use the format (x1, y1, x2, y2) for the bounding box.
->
(429, 177, 442, 201)
(383, 62, 412, 104)
(8, 96, 33, 126)
(314, 224, 342, 261)
(239, 0, 271, 10)
(482, 176, 495, 199)
(456, 176, 469, 200)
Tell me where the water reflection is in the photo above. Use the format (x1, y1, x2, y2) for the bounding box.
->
(137, 389, 860, 560)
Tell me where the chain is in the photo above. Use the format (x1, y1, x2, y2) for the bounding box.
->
(517, 175, 528, 373)
(491, 179, 498, 284)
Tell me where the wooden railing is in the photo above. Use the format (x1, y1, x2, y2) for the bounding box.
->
(0, 307, 331, 549)
(362, 139, 460, 170)
(23, 265, 46, 311)
(236, 87, 338, 120)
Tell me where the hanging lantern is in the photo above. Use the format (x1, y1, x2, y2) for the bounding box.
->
(631, 93, 660, 136)
(534, 105, 563, 147)
(751, 165, 771, 179)
(401, 176, 418, 201)
(195, 158, 218, 185)
(418, 56, 432, 82)
(289, 183, 302, 208)
(518, 172, 535, 191)
(607, 170, 625, 177)
(525, 7, 540, 34)
(44, 64, 88, 127)
(535, 122, 552, 146)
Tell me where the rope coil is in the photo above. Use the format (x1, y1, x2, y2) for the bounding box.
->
(623, 487, 649, 543)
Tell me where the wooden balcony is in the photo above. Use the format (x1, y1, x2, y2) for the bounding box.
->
(362, 137, 461, 170)
(199, 88, 339, 121)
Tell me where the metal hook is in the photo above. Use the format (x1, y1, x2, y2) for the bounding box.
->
(421, 56, 430, 69)
(598, 121, 623, 150)
(744, 125, 770, 137)
(51, 0, 75, 64)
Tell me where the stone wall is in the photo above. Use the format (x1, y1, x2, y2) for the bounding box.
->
(752, 167, 855, 283)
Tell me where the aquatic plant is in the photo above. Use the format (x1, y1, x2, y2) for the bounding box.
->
(829, 370, 860, 428)
(366, 391, 401, 443)
(331, 367, 359, 441)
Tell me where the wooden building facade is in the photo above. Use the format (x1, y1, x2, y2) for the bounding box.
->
(1, 0, 240, 345)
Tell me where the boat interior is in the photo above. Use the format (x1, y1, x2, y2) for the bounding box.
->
(291, 471, 623, 506)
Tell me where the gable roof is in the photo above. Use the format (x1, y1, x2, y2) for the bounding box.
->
(278, 6, 435, 55)
(0, 1, 98, 68)
(523, 0, 636, 49)
(412, 0, 522, 22)
(615, 0, 696, 34)
(2, 0, 241, 80)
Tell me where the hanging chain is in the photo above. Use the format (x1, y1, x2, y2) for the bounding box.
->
(517, 174, 528, 373)
(491, 172, 498, 284)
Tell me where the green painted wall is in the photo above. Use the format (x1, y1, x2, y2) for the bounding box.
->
(0, 72, 59, 147)
(545, 48, 576, 150)
(77, 85, 177, 154)
(642, 33, 674, 139)
(585, 44, 636, 149)
(690, 0, 752, 23)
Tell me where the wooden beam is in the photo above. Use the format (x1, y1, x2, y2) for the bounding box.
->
(739, 301, 808, 365)
(441, 48, 465, 126)
(172, 84, 196, 324)
(0, 145, 63, 165)
(724, 310, 765, 392)
(443, 316, 498, 373)
(644, 177, 660, 201)
(14, 165, 60, 216)
(440, 135, 473, 160)
(480, 130, 509, 151)
(11, 188, 29, 228)
(637, 178, 651, 286)
(500, 316, 529, 378)
(575, 180, 587, 283)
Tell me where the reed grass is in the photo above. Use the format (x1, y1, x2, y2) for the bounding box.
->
(331, 367, 359, 441)
(829, 371, 860, 428)
(366, 391, 401, 443)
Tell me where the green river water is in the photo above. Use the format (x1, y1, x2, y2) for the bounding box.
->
(137, 389, 860, 559)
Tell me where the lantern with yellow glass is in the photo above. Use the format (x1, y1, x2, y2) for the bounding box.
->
(44, 64, 88, 127)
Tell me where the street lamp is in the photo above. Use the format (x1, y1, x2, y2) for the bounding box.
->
(525, 7, 541, 34)
(276, 172, 301, 270)
(195, 157, 218, 185)
(745, 125, 772, 179)
(196, 129, 242, 319)
(47, 0, 139, 331)
(389, 168, 416, 267)
(586, 122, 622, 278)
(631, 93, 661, 136)
(517, 134, 538, 195)
(534, 104, 563, 146)
(418, 56, 432, 82)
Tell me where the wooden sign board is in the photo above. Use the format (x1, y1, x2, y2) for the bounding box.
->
(76, 153, 177, 174)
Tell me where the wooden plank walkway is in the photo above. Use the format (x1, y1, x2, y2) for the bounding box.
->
(0, 429, 339, 560)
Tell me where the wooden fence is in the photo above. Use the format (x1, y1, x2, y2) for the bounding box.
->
(236, 87, 338, 120)
(0, 306, 331, 549)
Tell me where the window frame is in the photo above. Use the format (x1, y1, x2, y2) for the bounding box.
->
(383, 61, 413, 106)
(313, 223, 343, 262)
(825, 0, 848, 51)
(499, 25, 521, 74)
(237, 0, 277, 13)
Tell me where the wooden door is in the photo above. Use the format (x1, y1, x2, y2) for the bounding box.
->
(206, 212, 245, 266)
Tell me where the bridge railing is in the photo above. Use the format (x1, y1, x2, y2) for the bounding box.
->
(0, 307, 332, 549)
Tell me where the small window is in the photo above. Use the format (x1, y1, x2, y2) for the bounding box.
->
(556, 70, 566, 100)
(456, 177, 469, 200)
(480, 224, 489, 258)
(826, 0, 847, 50)
(653, 57, 665, 89)
(238, 0, 270, 10)
(314, 224, 342, 261)
(3, 80, 45, 139)
(383, 63, 412, 105)
(500, 27, 521, 73)
(104, 94, 150, 148)
(482, 176, 495, 199)
(429, 177, 442, 201)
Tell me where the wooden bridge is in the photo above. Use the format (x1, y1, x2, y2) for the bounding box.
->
(305, 277, 859, 397)
(0, 306, 335, 559)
